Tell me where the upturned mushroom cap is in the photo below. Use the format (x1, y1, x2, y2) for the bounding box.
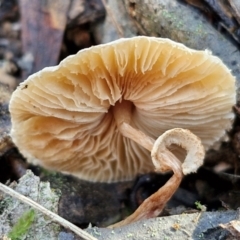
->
(9, 36, 236, 182)
(151, 128, 205, 175)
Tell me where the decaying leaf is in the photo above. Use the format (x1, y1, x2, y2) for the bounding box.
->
(220, 220, 240, 237)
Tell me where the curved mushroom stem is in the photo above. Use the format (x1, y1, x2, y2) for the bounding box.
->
(113, 100, 155, 151)
(109, 149, 183, 228)
(111, 100, 205, 228)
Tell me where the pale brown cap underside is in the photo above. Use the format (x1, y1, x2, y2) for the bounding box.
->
(10, 36, 236, 182)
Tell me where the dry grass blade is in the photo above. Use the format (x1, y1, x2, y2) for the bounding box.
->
(0, 182, 98, 240)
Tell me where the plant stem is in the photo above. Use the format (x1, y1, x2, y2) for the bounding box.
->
(0, 183, 98, 240)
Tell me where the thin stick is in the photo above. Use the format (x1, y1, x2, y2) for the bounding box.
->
(0, 183, 98, 240)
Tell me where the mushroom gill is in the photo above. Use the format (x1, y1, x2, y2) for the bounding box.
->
(9, 36, 236, 182)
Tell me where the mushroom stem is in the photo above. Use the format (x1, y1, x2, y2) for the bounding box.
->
(113, 100, 155, 151)
(109, 150, 183, 228)
(108, 128, 205, 228)
(119, 122, 154, 151)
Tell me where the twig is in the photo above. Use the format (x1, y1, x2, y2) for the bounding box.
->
(101, 0, 124, 38)
(133, 19, 148, 35)
(0, 182, 98, 240)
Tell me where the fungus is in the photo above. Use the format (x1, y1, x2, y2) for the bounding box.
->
(9, 36, 236, 226)
(109, 128, 204, 227)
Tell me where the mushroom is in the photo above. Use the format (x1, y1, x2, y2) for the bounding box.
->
(9, 36, 236, 226)
(109, 128, 204, 227)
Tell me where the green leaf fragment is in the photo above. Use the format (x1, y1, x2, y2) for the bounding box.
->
(8, 209, 36, 240)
